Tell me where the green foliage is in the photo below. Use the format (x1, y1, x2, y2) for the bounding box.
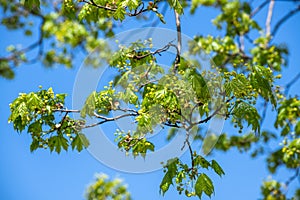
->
(251, 37, 288, 72)
(23, 0, 40, 13)
(85, 174, 131, 200)
(0, 60, 14, 79)
(212, 1, 260, 36)
(261, 180, 287, 200)
(160, 155, 224, 199)
(195, 173, 214, 198)
(80, 83, 116, 118)
(115, 130, 154, 158)
(2, 0, 300, 199)
(167, 0, 184, 14)
(8, 87, 89, 153)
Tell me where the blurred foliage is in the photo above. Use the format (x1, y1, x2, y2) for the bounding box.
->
(85, 174, 131, 200)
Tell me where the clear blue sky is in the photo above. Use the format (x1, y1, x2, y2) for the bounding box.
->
(0, 2, 300, 200)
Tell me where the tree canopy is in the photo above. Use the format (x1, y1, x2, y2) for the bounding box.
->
(1, 0, 300, 199)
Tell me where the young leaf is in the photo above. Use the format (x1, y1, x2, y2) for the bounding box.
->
(160, 158, 179, 195)
(195, 173, 214, 199)
(194, 155, 210, 169)
(211, 160, 225, 177)
(71, 133, 90, 152)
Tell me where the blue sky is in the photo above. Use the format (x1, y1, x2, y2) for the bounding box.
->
(1, 1, 300, 200)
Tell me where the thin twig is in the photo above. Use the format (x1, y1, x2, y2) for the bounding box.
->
(83, 0, 117, 12)
(53, 109, 80, 113)
(244, 34, 254, 44)
(181, 131, 194, 168)
(285, 168, 299, 186)
(190, 102, 204, 122)
(251, 0, 269, 17)
(131, 42, 173, 60)
(83, 112, 139, 128)
(82, 0, 148, 17)
(189, 93, 229, 129)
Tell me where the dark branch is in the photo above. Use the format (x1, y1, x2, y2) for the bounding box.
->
(0, 5, 45, 73)
(251, 0, 269, 17)
(189, 93, 230, 129)
(284, 71, 300, 95)
(285, 168, 299, 186)
(82, 0, 148, 17)
(272, 5, 300, 37)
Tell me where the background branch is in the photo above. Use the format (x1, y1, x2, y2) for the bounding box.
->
(173, 10, 181, 72)
(272, 5, 300, 37)
(266, 0, 275, 36)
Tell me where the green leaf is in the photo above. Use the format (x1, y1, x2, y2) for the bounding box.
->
(233, 101, 261, 133)
(167, 0, 184, 14)
(160, 158, 179, 195)
(81, 91, 96, 118)
(195, 173, 214, 199)
(71, 133, 90, 152)
(24, 0, 40, 12)
(0, 60, 14, 79)
(28, 121, 42, 134)
(211, 160, 225, 177)
(160, 172, 173, 195)
(194, 155, 210, 169)
(167, 128, 179, 141)
(48, 135, 69, 154)
(188, 69, 210, 102)
(155, 12, 166, 24)
(114, 7, 126, 21)
(250, 65, 276, 107)
(30, 138, 39, 152)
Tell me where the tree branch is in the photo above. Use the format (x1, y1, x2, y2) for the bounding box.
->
(82, 0, 148, 17)
(266, 0, 275, 36)
(285, 168, 299, 186)
(83, 112, 139, 128)
(251, 0, 269, 17)
(182, 131, 194, 168)
(284, 71, 300, 95)
(173, 10, 181, 73)
(189, 93, 230, 129)
(272, 5, 300, 37)
(131, 42, 174, 60)
(0, 6, 45, 70)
